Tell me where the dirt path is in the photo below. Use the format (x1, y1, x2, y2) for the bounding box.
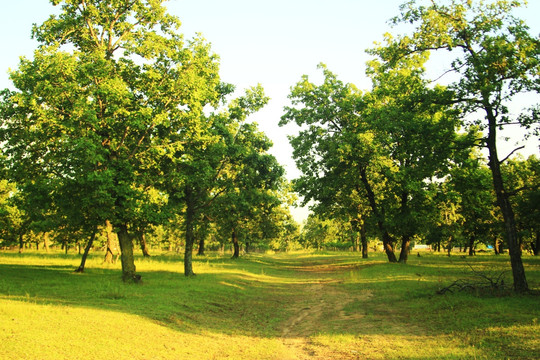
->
(279, 262, 372, 359)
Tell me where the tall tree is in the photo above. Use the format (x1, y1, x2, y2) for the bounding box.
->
(163, 85, 271, 276)
(212, 124, 284, 259)
(282, 63, 460, 262)
(379, 0, 540, 292)
(280, 65, 399, 261)
(366, 51, 462, 263)
(0, 0, 222, 282)
(503, 155, 540, 255)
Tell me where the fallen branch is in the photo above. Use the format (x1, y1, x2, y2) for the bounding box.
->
(436, 261, 507, 295)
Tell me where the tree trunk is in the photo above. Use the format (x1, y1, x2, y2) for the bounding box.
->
(360, 220, 368, 259)
(398, 235, 411, 263)
(43, 232, 50, 253)
(245, 242, 250, 254)
(137, 231, 151, 257)
(532, 233, 539, 256)
(75, 228, 97, 273)
(197, 237, 205, 256)
(447, 236, 452, 256)
(104, 220, 117, 263)
(468, 236, 476, 256)
(485, 104, 528, 293)
(231, 228, 240, 259)
(18, 232, 24, 253)
(350, 221, 360, 252)
(358, 168, 397, 262)
(184, 191, 196, 277)
(117, 224, 139, 283)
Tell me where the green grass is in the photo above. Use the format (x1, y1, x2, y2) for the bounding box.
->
(0, 250, 538, 359)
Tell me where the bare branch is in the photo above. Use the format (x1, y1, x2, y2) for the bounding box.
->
(499, 146, 525, 165)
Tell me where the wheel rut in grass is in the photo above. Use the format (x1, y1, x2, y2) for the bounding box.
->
(279, 260, 373, 359)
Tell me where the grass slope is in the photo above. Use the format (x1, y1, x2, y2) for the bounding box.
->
(0, 250, 538, 359)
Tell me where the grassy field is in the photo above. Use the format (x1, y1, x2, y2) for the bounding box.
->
(0, 250, 538, 359)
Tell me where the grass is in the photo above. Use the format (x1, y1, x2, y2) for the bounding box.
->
(0, 250, 539, 359)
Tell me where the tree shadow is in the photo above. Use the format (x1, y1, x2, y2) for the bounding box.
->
(0, 253, 538, 359)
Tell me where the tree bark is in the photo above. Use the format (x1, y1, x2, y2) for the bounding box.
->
(104, 220, 117, 263)
(43, 232, 50, 253)
(468, 236, 476, 256)
(184, 190, 196, 277)
(75, 228, 97, 273)
(18, 232, 24, 253)
(532, 233, 539, 256)
(117, 224, 139, 283)
(484, 102, 528, 292)
(197, 237, 205, 256)
(137, 231, 151, 257)
(398, 235, 411, 263)
(360, 220, 368, 259)
(231, 227, 240, 259)
(358, 167, 397, 262)
(350, 221, 360, 252)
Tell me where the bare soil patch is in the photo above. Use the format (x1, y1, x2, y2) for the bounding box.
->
(279, 261, 373, 359)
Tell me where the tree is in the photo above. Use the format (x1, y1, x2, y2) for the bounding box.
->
(366, 50, 462, 263)
(162, 85, 272, 275)
(0, 0, 223, 282)
(0, 179, 21, 248)
(503, 155, 540, 255)
(280, 65, 400, 261)
(212, 123, 284, 259)
(380, 0, 540, 292)
(448, 150, 498, 256)
(282, 63, 460, 263)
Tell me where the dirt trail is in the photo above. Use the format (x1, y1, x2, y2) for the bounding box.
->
(279, 262, 372, 359)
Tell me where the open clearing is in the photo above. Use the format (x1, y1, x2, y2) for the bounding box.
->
(0, 251, 539, 359)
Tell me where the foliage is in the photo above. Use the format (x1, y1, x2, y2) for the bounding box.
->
(377, 0, 540, 292)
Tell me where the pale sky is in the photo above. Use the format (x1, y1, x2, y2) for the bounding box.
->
(1, 0, 539, 223)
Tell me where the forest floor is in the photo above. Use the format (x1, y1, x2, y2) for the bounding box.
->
(0, 250, 539, 359)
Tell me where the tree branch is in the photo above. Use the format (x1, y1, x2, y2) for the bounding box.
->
(499, 146, 524, 165)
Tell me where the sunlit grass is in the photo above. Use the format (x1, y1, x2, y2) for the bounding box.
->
(0, 250, 538, 359)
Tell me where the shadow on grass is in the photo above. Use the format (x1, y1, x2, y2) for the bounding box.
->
(0, 251, 539, 359)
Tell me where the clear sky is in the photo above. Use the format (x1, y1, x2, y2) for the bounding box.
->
(1, 0, 539, 223)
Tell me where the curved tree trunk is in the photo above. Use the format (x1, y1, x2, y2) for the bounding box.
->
(104, 220, 117, 263)
(75, 228, 97, 273)
(358, 167, 397, 262)
(485, 104, 528, 292)
(117, 224, 139, 283)
(137, 231, 151, 257)
(398, 235, 411, 263)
